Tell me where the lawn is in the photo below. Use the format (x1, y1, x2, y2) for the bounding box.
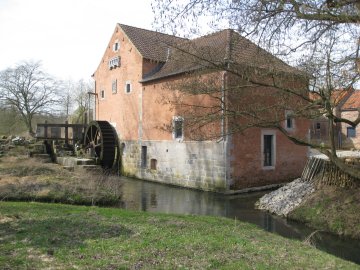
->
(0, 202, 358, 269)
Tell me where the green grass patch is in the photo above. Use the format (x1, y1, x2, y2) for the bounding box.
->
(289, 185, 360, 239)
(0, 202, 358, 269)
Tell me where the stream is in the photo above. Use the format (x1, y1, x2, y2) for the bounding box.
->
(115, 176, 360, 265)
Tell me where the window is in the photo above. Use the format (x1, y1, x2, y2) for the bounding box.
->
(141, 146, 147, 168)
(150, 159, 157, 170)
(113, 41, 119, 52)
(100, 90, 105, 99)
(262, 131, 276, 169)
(347, 127, 356, 138)
(108, 56, 120, 69)
(125, 81, 132, 93)
(112, 79, 117, 94)
(316, 123, 321, 129)
(173, 116, 184, 140)
(285, 110, 294, 129)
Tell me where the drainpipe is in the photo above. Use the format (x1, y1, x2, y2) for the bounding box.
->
(221, 71, 226, 138)
(90, 74, 97, 121)
(221, 70, 229, 191)
(88, 89, 98, 123)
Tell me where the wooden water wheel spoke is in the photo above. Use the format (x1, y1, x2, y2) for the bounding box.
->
(85, 133, 92, 146)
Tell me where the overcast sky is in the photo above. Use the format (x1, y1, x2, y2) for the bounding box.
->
(0, 0, 154, 81)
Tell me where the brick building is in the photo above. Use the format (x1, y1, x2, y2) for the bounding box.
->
(92, 24, 309, 192)
(340, 90, 360, 149)
(309, 89, 360, 149)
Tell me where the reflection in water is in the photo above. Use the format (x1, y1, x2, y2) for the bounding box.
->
(117, 177, 360, 265)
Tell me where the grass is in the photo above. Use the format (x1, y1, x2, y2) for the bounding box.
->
(0, 149, 123, 206)
(289, 185, 360, 239)
(0, 201, 359, 270)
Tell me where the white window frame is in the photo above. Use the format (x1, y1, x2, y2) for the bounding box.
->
(125, 81, 132, 94)
(108, 56, 120, 69)
(285, 110, 295, 130)
(261, 130, 276, 170)
(172, 116, 184, 141)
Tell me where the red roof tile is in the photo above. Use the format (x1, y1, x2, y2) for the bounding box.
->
(309, 89, 353, 106)
(342, 90, 360, 110)
(119, 24, 187, 62)
(140, 29, 302, 82)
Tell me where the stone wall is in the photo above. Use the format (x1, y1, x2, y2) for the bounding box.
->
(121, 140, 227, 192)
(256, 178, 315, 216)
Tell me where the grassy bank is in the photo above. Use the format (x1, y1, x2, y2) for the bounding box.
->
(0, 202, 359, 269)
(289, 185, 360, 239)
(0, 148, 122, 206)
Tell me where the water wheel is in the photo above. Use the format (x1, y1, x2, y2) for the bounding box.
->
(84, 120, 118, 169)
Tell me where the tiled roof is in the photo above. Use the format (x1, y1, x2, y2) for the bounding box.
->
(140, 29, 302, 82)
(342, 90, 360, 110)
(119, 24, 187, 62)
(309, 89, 353, 106)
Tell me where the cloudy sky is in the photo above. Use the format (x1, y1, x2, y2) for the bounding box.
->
(0, 0, 154, 81)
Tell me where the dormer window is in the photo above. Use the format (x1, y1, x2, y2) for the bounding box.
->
(109, 56, 120, 69)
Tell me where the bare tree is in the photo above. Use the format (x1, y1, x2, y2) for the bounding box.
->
(0, 61, 62, 136)
(152, 0, 360, 179)
(70, 79, 94, 124)
(61, 80, 74, 122)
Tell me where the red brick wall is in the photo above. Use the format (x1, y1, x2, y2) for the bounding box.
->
(94, 25, 144, 140)
(226, 73, 309, 189)
(229, 126, 308, 189)
(142, 73, 223, 141)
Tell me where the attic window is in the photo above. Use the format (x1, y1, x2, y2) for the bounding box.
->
(113, 41, 119, 52)
(109, 56, 120, 69)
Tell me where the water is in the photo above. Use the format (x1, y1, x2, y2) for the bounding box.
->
(116, 176, 360, 264)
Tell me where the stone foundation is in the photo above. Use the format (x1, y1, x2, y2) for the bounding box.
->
(120, 140, 227, 192)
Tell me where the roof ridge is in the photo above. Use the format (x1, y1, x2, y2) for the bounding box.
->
(225, 29, 233, 61)
(118, 23, 186, 40)
(189, 29, 231, 42)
